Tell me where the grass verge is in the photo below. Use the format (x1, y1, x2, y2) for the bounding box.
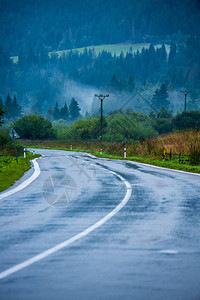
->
(25, 143, 200, 174)
(0, 152, 40, 192)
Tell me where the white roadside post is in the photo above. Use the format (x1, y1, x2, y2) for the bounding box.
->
(124, 148, 126, 159)
(24, 148, 26, 158)
(70, 145, 72, 150)
(100, 149, 102, 155)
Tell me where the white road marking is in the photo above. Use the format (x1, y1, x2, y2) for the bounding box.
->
(0, 158, 41, 201)
(128, 161, 200, 176)
(0, 164, 132, 280)
(83, 151, 200, 176)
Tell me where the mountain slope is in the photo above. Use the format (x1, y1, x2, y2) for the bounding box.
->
(0, 0, 200, 55)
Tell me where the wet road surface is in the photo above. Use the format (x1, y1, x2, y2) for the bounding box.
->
(0, 149, 200, 300)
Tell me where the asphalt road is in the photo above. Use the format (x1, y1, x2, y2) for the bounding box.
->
(0, 149, 200, 300)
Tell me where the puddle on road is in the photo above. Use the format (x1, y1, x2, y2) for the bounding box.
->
(126, 162, 140, 170)
(159, 250, 179, 254)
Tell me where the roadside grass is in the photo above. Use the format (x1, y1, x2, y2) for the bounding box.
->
(23, 139, 200, 174)
(136, 129, 200, 157)
(0, 152, 40, 192)
(11, 43, 170, 63)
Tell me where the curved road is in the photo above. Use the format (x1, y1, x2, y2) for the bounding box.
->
(0, 149, 200, 300)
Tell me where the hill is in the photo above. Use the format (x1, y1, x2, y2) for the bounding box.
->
(0, 0, 200, 56)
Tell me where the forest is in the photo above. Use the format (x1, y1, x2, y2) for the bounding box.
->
(0, 36, 200, 117)
(0, 0, 200, 131)
(1, 0, 200, 56)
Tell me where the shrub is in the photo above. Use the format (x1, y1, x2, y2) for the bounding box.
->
(14, 114, 56, 140)
(154, 119, 173, 134)
(172, 111, 200, 130)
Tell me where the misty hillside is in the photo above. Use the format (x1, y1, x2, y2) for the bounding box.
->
(0, 0, 200, 118)
(1, 0, 200, 56)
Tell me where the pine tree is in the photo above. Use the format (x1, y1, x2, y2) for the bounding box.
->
(107, 74, 120, 91)
(5, 93, 13, 119)
(149, 44, 156, 58)
(160, 44, 167, 62)
(60, 102, 69, 120)
(53, 102, 60, 120)
(152, 83, 170, 110)
(12, 95, 21, 119)
(69, 98, 81, 121)
(149, 110, 156, 120)
(157, 107, 172, 119)
(127, 75, 135, 92)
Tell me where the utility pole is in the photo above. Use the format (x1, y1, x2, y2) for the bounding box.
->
(180, 90, 192, 112)
(94, 94, 109, 141)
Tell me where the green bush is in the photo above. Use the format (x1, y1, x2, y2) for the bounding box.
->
(154, 119, 172, 134)
(61, 117, 105, 141)
(172, 111, 200, 130)
(14, 114, 56, 140)
(0, 130, 11, 147)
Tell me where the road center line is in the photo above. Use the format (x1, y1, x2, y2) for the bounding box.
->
(0, 165, 132, 280)
(0, 158, 41, 201)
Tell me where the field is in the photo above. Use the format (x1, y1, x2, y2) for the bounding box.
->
(10, 43, 170, 63)
(22, 129, 200, 174)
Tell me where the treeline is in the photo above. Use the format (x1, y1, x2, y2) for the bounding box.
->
(0, 37, 200, 114)
(46, 98, 81, 121)
(0, 85, 170, 125)
(1, 0, 200, 56)
(58, 109, 200, 142)
(0, 93, 82, 122)
(0, 94, 21, 120)
(1, 109, 199, 142)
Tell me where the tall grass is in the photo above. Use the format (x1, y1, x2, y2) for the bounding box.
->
(135, 129, 200, 158)
(23, 129, 200, 167)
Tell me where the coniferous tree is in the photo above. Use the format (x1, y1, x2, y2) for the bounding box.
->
(12, 95, 21, 119)
(0, 102, 6, 126)
(160, 44, 167, 62)
(149, 110, 156, 119)
(5, 93, 13, 119)
(107, 74, 120, 91)
(69, 98, 81, 121)
(127, 75, 135, 92)
(157, 107, 172, 119)
(53, 102, 60, 120)
(152, 82, 170, 110)
(60, 102, 69, 120)
(168, 43, 177, 65)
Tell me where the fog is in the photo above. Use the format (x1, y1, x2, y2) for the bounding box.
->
(62, 80, 100, 116)
(19, 67, 198, 119)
